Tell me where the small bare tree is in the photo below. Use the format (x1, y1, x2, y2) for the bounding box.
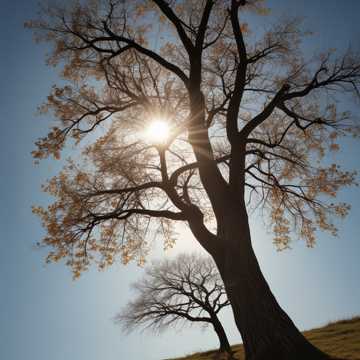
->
(116, 253, 232, 355)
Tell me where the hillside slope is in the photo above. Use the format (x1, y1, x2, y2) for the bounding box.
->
(166, 316, 360, 360)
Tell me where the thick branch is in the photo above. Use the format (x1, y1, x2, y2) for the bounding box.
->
(195, 0, 215, 51)
(91, 208, 188, 222)
(101, 21, 190, 87)
(151, 0, 194, 54)
(239, 83, 290, 139)
(226, 0, 248, 143)
(85, 181, 164, 197)
(169, 155, 231, 186)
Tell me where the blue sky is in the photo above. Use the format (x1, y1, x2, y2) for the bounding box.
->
(0, 1, 360, 360)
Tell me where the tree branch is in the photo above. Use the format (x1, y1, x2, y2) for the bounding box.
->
(101, 20, 190, 87)
(239, 83, 290, 139)
(151, 0, 194, 54)
(226, 0, 248, 144)
(195, 0, 215, 51)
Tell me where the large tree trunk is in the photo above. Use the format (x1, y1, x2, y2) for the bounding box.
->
(211, 202, 331, 360)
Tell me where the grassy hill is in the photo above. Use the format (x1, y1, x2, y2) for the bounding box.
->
(166, 316, 360, 360)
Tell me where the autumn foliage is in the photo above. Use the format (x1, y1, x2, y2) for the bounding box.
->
(27, 0, 360, 280)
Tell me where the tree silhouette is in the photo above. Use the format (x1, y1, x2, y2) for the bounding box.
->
(116, 253, 232, 355)
(28, 1, 360, 359)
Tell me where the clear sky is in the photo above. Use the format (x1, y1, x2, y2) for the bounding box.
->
(0, 1, 360, 360)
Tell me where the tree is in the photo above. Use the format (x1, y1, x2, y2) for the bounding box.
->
(28, 1, 360, 359)
(116, 253, 232, 355)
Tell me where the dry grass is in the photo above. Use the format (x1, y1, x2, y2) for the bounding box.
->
(165, 316, 360, 360)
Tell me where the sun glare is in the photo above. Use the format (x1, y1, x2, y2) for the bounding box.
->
(146, 120, 170, 144)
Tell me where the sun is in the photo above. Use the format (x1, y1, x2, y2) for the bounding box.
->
(146, 119, 170, 144)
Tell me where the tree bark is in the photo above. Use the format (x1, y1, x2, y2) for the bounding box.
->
(210, 202, 331, 360)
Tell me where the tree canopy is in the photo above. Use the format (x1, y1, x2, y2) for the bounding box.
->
(28, 0, 360, 279)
